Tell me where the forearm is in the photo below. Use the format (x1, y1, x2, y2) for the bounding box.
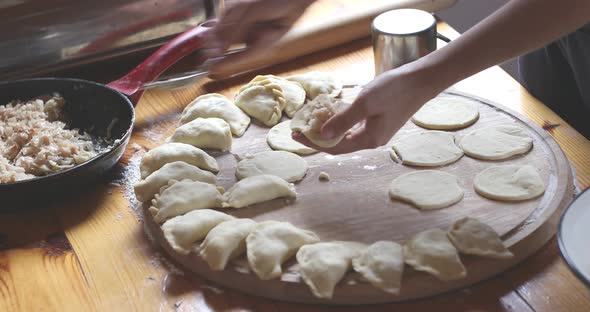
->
(421, 0, 590, 91)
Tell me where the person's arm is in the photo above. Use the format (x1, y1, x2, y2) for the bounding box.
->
(296, 0, 590, 154)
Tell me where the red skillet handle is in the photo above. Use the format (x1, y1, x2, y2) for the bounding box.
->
(107, 20, 215, 105)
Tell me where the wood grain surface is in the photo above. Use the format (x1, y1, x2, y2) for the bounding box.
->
(1, 2, 590, 311)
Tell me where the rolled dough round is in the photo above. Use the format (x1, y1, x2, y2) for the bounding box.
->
(391, 131, 463, 167)
(412, 96, 479, 130)
(474, 165, 545, 201)
(459, 125, 533, 160)
(389, 170, 464, 210)
(236, 151, 308, 183)
(266, 121, 318, 155)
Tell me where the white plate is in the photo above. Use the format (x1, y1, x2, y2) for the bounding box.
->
(558, 188, 590, 287)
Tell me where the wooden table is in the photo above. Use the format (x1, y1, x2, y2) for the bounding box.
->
(2, 5, 590, 312)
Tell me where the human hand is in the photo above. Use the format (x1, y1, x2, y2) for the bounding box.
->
(205, 0, 315, 76)
(293, 62, 444, 154)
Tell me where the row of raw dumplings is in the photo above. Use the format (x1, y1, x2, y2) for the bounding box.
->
(160, 208, 513, 299)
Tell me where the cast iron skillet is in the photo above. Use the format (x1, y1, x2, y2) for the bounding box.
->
(0, 21, 215, 210)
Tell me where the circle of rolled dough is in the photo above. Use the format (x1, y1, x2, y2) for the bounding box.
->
(236, 151, 308, 183)
(412, 96, 479, 130)
(389, 170, 464, 209)
(474, 165, 545, 201)
(267, 121, 318, 155)
(391, 131, 463, 167)
(459, 125, 533, 160)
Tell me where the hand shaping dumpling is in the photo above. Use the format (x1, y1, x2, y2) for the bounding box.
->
(149, 179, 224, 223)
(287, 71, 343, 99)
(403, 228, 466, 281)
(296, 241, 366, 299)
(246, 221, 320, 280)
(447, 217, 513, 259)
(140, 142, 219, 178)
(169, 117, 232, 151)
(134, 161, 217, 203)
(235, 79, 285, 127)
(291, 94, 348, 148)
(200, 218, 257, 270)
(236, 151, 308, 183)
(242, 75, 306, 117)
(352, 241, 404, 295)
(180, 93, 251, 137)
(222, 174, 296, 208)
(162, 209, 234, 255)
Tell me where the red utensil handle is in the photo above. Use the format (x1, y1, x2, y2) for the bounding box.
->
(107, 21, 215, 105)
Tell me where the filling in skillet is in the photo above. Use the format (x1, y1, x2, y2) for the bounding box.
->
(0, 93, 98, 183)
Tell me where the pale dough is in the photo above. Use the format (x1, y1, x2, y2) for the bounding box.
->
(403, 228, 467, 281)
(267, 121, 318, 155)
(222, 174, 296, 208)
(412, 96, 479, 130)
(287, 71, 343, 99)
(291, 94, 347, 148)
(460, 125, 533, 160)
(246, 220, 320, 280)
(448, 217, 513, 259)
(235, 81, 285, 126)
(134, 161, 217, 203)
(236, 151, 308, 183)
(352, 241, 404, 295)
(139, 142, 219, 178)
(200, 218, 257, 271)
(149, 179, 224, 223)
(318, 172, 331, 181)
(242, 75, 306, 117)
(180, 93, 251, 137)
(169, 117, 232, 151)
(296, 241, 366, 299)
(162, 209, 233, 255)
(474, 165, 545, 201)
(389, 170, 464, 209)
(391, 131, 463, 167)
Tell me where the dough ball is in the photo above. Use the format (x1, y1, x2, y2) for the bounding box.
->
(474, 165, 545, 201)
(236, 151, 308, 183)
(460, 125, 533, 160)
(412, 96, 479, 130)
(291, 94, 347, 148)
(391, 131, 463, 167)
(389, 170, 464, 209)
(267, 121, 318, 155)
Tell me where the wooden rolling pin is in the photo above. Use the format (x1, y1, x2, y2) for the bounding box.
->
(213, 0, 456, 78)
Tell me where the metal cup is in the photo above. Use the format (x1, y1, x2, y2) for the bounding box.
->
(372, 9, 440, 76)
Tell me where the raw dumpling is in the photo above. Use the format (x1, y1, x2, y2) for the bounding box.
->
(140, 142, 219, 178)
(412, 96, 479, 130)
(169, 117, 232, 151)
(291, 94, 347, 148)
(235, 80, 285, 126)
(352, 241, 404, 295)
(390, 131, 463, 167)
(287, 71, 343, 99)
(180, 93, 251, 136)
(448, 217, 513, 259)
(162, 209, 234, 255)
(474, 165, 545, 201)
(236, 151, 308, 183)
(134, 161, 217, 203)
(389, 170, 464, 210)
(403, 228, 467, 281)
(222, 174, 296, 208)
(267, 121, 318, 155)
(241, 75, 306, 117)
(459, 125, 533, 160)
(296, 241, 366, 299)
(199, 218, 257, 270)
(246, 221, 320, 280)
(149, 179, 224, 223)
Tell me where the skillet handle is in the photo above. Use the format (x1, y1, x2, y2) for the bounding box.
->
(107, 20, 215, 105)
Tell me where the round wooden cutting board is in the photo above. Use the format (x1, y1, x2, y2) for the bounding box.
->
(143, 90, 574, 304)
